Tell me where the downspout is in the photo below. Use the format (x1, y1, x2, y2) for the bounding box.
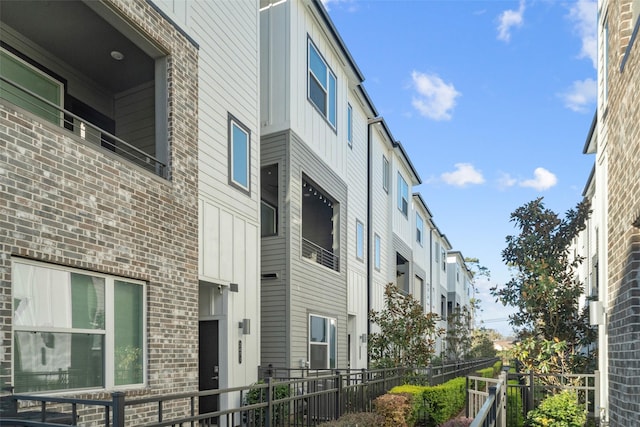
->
(366, 117, 383, 369)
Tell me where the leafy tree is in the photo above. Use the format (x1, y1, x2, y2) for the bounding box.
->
(490, 198, 596, 374)
(470, 328, 498, 359)
(445, 306, 472, 361)
(369, 283, 443, 368)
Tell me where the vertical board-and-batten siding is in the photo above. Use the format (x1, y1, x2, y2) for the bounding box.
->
(260, 131, 289, 366)
(288, 129, 348, 368)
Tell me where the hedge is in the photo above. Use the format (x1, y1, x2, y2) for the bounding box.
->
(390, 377, 467, 426)
(525, 390, 586, 427)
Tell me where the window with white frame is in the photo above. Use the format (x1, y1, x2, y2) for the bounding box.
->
(309, 314, 336, 369)
(374, 234, 381, 270)
(308, 39, 336, 128)
(382, 156, 389, 192)
(441, 249, 447, 271)
(347, 103, 353, 147)
(12, 259, 145, 393)
(229, 113, 251, 193)
(356, 220, 364, 261)
(416, 213, 424, 245)
(397, 172, 409, 217)
(435, 242, 440, 263)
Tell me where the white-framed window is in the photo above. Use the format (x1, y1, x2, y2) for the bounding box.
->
(229, 113, 251, 193)
(435, 242, 440, 263)
(374, 234, 381, 271)
(442, 249, 447, 271)
(12, 259, 146, 393)
(416, 213, 424, 245)
(308, 39, 336, 128)
(347, 103, 353, 147)
(382, 156, 390, 192)
(309, 314, 336, 369)
(397, 172, 409, 217)
(356, 220, 364, 261)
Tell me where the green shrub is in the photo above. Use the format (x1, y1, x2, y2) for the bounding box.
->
(422, 377, 467, 426)
(243, 380, 290, 426)
(492, 360, 502, 376)
(475, 367, 494, 378)
(374, 393, 413, 427)
(438, 417, 473, 427)
(389, 384, 425, 425)
(525, 390, 586, 427)
(317, 411, 386, 427)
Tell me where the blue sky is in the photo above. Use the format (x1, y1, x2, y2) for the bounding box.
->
(324, 0, 597, 336)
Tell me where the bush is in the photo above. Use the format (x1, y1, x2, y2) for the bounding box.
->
(422, 377, 467, 426)
(317, 411, 386, 427)
(492, 360, 502, 376)
(525, 390, 586, 427)
(374, 393, 413, 427)
(389, 384, 425, 424)
(438, 417, 473, 427)
(243, 380, 290, 426)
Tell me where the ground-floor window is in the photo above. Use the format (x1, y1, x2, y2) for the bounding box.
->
(12, 259, 145, 392)
(309, 314, 336, 369)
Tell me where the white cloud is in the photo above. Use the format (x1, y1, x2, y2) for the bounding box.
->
(560, 78, 597, 112)
(411, 71, 461, 121)
(321, 0, 358, 12)
(519, 167, 557, 191)
(497, 172, 517, 189)
(441, 163, 485, 187)
(497, 0, 525, 42)
(568, 0, 597, 69)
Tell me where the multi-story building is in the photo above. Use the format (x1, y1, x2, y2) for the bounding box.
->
(0, 0, 200, 415)
(588, 0, 640, 424)
(1, 0, 261, 420)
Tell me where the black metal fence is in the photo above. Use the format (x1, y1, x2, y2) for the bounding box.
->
(1, 358, 498, 427)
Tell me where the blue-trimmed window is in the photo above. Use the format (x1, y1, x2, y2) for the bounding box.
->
(374, 234, 381, 270)
(229, 114, 251, 193)
(416, 213, 424, 245)
(308, 39, 336, 128)
(347, 103, 353, 147)
(356, 220, 364, 261)
(397, 172, 409, 217)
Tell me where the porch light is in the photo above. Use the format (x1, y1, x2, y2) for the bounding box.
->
(110, 50, 124, 61)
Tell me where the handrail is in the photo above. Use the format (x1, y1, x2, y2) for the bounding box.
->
(302, 237, 340, 271)
(0, 76, 167, 178)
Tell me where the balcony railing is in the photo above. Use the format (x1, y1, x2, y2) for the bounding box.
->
(302, 238, 339, 272)
(0, 76, 167, 178)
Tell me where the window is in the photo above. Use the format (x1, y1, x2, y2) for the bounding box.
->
(309, 315, 336, 369)
(308, 39, 336, 128)
(382, 156, 390, 192)
(415, 276, 424, 309)
(396, 253, 409, 294)
(229, 114, 251, 193)
(374, 234, 381, 270)
(397, 172, 408, 216)
(261, 164, 279, 237)
(302, 177, 339, 271)
(416, 213, 424, 245)
(12, 260, 145, 393)
(356, 220, 364, 261)
(442, 249, 447, 271)
(347, 103, 353, 147)
(435, 242, 440, 263)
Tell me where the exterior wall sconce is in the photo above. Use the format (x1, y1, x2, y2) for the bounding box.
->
(239, 318, 251, 334)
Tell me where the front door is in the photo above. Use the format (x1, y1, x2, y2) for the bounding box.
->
(199, 320, 219, 418)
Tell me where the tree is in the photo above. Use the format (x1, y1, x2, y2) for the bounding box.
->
(445, 306, 473, 361)
(470, 328, 498, 359)
(490, 197, 596, 374)
(368, 283, 443, 368)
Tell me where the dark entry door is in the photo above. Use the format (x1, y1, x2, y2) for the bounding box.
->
(199, 320, 219, 417)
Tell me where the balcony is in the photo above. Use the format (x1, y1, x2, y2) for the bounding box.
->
(302, 237, 340, 271)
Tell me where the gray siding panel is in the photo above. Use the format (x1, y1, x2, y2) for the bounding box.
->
(260, 132, 288, 367)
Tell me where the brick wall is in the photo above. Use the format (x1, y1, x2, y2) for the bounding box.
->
(604, 0, 640, 424)
(0, 0, 199, 420)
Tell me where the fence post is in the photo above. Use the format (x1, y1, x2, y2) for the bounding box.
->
(334, 371, 342, 420)
(266, 377, 273, 427)
(111, 392, 125, 427)
(528, 371, 534, 415)
(500, 371, 507, 427)
(360, 368, 367, 412)
(488, 385, 497, 424)
(465, 375, 469, 418)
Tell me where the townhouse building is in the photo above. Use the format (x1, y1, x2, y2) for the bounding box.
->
(0, 0, 200, 418)
(585, 0, 640, 424)
(1, 0, 261, 421)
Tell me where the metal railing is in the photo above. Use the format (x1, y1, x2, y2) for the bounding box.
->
(0, 76, 167, 178)
(2, 359, 498, 426)
(301, 238, 339, 272)
(469, 372, 507, 427)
